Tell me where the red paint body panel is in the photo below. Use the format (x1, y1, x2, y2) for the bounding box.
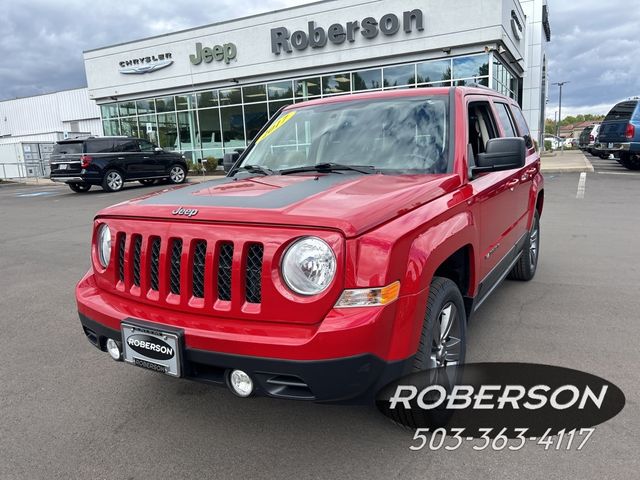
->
(77, 87, 543, 371)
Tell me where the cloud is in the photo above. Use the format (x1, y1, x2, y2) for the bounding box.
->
(0, 0, 310, 100)
(545, 0, 640, 118)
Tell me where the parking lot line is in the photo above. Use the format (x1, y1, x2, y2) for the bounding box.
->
(576, 172, 587, 199)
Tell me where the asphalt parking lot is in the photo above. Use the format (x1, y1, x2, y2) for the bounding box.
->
(0, 174, 638, 479)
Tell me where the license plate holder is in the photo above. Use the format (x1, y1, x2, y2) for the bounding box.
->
(608, 143, 614, 149)
(59, 164, 68, 170)
(121, 320, 183, 377)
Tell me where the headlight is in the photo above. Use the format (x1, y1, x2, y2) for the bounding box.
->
(281, 237, 336, 295)
(97, 224, 111, 268)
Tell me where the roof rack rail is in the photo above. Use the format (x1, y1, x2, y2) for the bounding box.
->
(465, 82, 492, 90)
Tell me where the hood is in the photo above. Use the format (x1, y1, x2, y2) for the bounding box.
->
(97, 173, 461, 237)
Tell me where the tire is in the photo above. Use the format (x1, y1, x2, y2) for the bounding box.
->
(102, 170, 124, 192)
(620, 153, 640, 170)
(599, 153, 609, 159)
(509, 211, 540, 281)
(168, 164, 187, 184)
(382, 277, 467, 428)
(139, 179, 157, 186)
(68, 183, 91, 193)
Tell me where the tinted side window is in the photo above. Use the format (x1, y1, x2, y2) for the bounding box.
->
(52, 142, 83, 155)
(86, 139, 115, 153)
(495, 103, 517, 137)
(114, 140, 140, 152)
(510, 106, 534, 149)
(138, 140, 155, 152)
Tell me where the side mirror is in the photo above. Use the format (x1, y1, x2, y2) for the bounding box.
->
(223, 152, 240, 172)
(473, 137, 526, 174)
(154, 147, 163, 153)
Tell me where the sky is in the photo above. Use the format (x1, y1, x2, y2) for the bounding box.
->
(1, 0, 638, 120)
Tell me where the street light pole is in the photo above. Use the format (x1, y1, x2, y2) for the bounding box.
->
(553, 81, 570, 152)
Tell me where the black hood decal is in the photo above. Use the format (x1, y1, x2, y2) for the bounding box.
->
(140, 174, 358, 209)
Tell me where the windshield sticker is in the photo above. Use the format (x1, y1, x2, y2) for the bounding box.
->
(256, 111, 296, 143)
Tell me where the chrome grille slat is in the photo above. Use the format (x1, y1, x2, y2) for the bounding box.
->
(245, 244, 263, 304)
(149, 238, 161, 291)
(217, 243, 233, 301)
(132, 235, 142, 287)
(169, 239, 183, 295)
(192, 241, 207, 299)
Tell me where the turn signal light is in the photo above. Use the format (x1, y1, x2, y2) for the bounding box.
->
(334, 281, 401, 308)
(80, 155, 93, 168)
(625, 123, 635, 139)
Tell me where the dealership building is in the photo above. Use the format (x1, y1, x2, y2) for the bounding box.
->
(82, 0, 550, 163)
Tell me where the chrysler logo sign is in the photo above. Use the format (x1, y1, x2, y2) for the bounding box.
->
(119, 53, 173, 74)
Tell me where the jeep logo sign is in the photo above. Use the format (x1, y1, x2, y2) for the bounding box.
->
(189, 42, 237, 65)
(171, 207, 199, 217)
(271, 9, 424, 55)
(127, 334, 175, 361)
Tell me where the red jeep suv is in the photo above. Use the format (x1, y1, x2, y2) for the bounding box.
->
(77, 87, 543, 403)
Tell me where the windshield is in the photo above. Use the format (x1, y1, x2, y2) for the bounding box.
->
(239, 96, 450, 174)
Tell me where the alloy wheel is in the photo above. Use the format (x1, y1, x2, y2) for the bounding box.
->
(429, 302, 462, 368)
(107, 172, 123, 191)
(170, 166, 185, 183)
(529, 218, 539, 269)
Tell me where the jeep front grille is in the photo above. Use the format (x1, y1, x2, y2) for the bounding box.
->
(112, 231, 264, 308)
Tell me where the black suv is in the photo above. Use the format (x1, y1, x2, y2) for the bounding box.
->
(49, 136, 188, 193)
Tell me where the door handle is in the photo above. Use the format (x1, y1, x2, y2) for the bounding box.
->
(506, 179, 520, 190)
(117, 157, 125, 160)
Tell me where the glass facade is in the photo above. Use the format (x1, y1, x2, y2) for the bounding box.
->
(100, 53, 516, 162)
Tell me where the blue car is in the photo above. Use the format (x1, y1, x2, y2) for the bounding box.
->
(596, 98, 640, 170)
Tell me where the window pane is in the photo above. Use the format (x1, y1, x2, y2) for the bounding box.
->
(242, 84, 267, 103)
(453, 55, 489, 80)
(118, 101, 136, 117)
(219, 88, 242, 106)
(322, 73, 351, 95)
(417, 59, 451, 84)
(138, 114, 158, 144)
(175, 94, 196, 111)
(177, 111, 199, 150)
(157, 113, 178, 149)
(197, 91, 218, 109)
(120, 117, 139, 137)
(269, 99, 294, 118)
(155, 96, 175, 113)
(478, 77, 489, 87)
(102, 119, 120, 136)
(220, 106, 245, 148)
(495, 103, 517, 137)
(101, 105, 114, 120)
(201, 149, 224, 168)
(244, 103, 269, 141)
(138, 139, 156, 152)
(198, 108, 222, 150)
(268, 81, 293, 100)
(352, 69, 382, 91)
(383, 64, 416, 88)
(294, 78, 321, 99)
(136, 99, 155, 115)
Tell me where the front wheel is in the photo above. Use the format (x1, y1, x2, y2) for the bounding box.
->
(102, 170, 124, 192)
(509, 211, 540, 281)
(168, 164, 187, 184)
(68, 183, 91, 193)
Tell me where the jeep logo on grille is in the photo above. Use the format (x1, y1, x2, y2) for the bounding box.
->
(127, 334, 174, 360)
(171, 207, 198, 217)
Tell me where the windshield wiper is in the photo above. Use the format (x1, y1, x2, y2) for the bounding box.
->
(279, 163, 376, 175)
(237, 165, 276, 176)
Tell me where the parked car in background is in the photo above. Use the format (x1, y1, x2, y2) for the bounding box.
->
(596, 99, 640, 170)
(50, 136, 188, 193)
(578, 124, 602, 155)
(544, 134, 561, 150)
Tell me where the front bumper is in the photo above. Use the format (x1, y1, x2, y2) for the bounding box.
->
(76, 272, 415, 403)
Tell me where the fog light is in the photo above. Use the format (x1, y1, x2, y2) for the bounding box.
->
(106, 338, 122, 361)
(229, 369, 254, 397)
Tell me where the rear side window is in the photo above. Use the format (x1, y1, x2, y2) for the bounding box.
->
(509, 106, 534, 149)
(604, 101, 637, 122)
(494, 103, 517, 137)
(138, 140, 155, 152)
(114, 139, 140, 152)
(52, 142, 83, 155)
(86, 139, 115, 153)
